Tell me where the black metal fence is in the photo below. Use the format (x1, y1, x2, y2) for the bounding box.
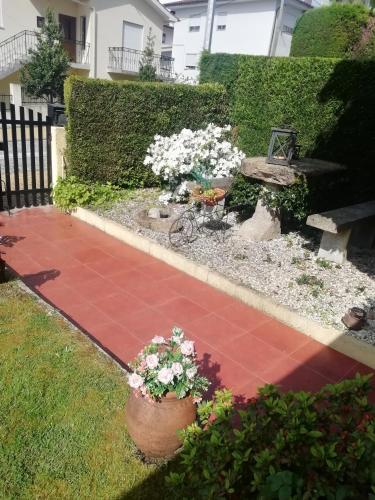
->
(0, 102, 52, 211)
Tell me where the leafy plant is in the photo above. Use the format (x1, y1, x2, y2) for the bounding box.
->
(316, 257, 333, 269)
(139, 28, 157, 82)
(127, 327, 209, 401)
(64, 76, 228, 188)
(20, 8, 69, 103)
(52, 176, 123, 212)
(296, 273, 324, 288)
(167, 376, 375, 499)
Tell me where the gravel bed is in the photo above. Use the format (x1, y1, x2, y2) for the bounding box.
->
(95, 189, 375, 346)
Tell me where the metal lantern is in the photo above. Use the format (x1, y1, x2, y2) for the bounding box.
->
(267, 127, 298, 166)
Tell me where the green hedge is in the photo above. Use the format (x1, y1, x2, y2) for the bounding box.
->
(64, 77, 229, 187)
(201, 53, 375, 207)
(199, 52, 242, 105)
(291, 4, 369, 58)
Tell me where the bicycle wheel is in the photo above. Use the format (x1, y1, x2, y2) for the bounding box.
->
(169, 214, 196, 247)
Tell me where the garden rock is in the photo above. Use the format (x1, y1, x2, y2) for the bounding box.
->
(239, 198, 281, 241)
(137, 207, 178, 234)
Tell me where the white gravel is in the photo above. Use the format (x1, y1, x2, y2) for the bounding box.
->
(95, 189, 375, 346)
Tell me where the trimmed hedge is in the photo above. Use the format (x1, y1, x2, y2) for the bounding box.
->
(291, 4, 369, 58)
(64, 77, 229, 187)
(201, 53, 375, 207)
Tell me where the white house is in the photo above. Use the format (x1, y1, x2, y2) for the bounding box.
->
(161, 0, 313, 79)
(0, 0, 175, 112)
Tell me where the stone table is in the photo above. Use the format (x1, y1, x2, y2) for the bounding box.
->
(238, 156, 346, 241)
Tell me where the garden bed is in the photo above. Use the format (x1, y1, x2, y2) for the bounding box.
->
(94, 189, 375, 346)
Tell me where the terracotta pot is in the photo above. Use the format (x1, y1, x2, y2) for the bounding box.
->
(342, 307, 366, 331)
(125, 391, 196, 458)
(192, 187, 227, 207)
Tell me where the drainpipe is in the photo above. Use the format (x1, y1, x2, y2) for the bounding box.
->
(203, 0, 216, 52)
(269, 0, 285, 57)
(91, 6, 97, 78)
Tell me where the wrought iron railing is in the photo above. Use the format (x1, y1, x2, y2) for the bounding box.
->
(0, 30, 38, 74)
(108, 47, 174, 80)
(0, 94, 12, 109)
(0, 30, 90, 75)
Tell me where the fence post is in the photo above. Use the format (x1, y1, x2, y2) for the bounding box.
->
(51, 126, 66, 189)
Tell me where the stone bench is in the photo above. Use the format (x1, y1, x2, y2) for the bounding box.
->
(306, 201, 375, 264)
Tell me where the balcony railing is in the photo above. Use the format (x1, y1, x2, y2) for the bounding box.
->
(108, 47, 174, 80)
(63, 39, 90, 66)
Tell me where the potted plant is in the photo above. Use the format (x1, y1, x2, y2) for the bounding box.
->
(190, 168, 227, 207)
(125, 327, 210, 458)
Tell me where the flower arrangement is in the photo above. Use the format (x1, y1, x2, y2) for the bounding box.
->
(143, 124, 245, 204)
(127, 327, 209, 402)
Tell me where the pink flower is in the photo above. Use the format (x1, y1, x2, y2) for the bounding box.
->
(146, 354, 159, 369)
(171, 362, 183, 376)
(157, 367, 174, 384)
(180, 340, 195, 356)
(152, 335, 165, 344)
(186, 366, 197, 379)
(128, 372, 144, 389)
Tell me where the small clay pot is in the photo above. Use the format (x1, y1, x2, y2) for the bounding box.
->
(192, 187, 226, 206)
(342, 307, 366, 331)
(125, 391, 196, 458)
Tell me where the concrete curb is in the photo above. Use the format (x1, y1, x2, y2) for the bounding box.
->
(73, 207, 375, 370)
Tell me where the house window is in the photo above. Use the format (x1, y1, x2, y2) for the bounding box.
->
(216, 12, 227, 32)
(189, 14, 200, 33)
(162, 32, 166, 43)
(37, 16, 45, 28)
(185, 53, 198, 69)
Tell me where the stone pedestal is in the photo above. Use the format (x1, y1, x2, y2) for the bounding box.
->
(239, 196, 281, 241)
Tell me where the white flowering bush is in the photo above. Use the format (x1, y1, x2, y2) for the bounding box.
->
(127, 327, 209, 402)
(143, 124, 245, 199)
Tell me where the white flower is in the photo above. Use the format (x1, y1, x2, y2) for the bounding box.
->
(171, 362, 183, 376)
(128, 372, 144, 389)
(157, 367, 174, 385)
(145, 354, 159, 369)
(186, 366, 197, 379)
(152, 336, 165, 344)
(180, 340, 195, 356)
(172, 335, 182, 345)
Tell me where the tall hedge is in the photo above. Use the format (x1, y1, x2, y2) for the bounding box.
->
(201, 53, 375, 205)
(64, 77, 229, 187)
(199, 52, 242, 105)
(291, 4, 369, 58)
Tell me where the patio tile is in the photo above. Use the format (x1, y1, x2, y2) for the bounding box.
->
(126, 280, 179, 306)
(93, 291, 146, 321)
(217, 301, 272, 332)
(290, 340, 359, 382)
(136, 261, 181, 280)
(72, 276, 122, 303)
(250, 319, 311, 354)
(63, 303, 113, 331)
(89, 323, 142, 364)
(119, 307, 176, 342)
(157, 296, 210, 325)
(187, 313, 247, 348)
(73, 247, 114, 264)
(110, 268, 155, 289)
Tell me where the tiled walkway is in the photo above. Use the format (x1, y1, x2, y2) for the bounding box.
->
(1, 207, 374, 402)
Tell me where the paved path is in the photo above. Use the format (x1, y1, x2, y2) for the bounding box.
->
(1, 206, 374, 402)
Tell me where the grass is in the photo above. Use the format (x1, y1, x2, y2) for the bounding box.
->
(0, 281, 167, 499)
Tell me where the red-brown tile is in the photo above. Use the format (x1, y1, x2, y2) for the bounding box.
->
(89, 323, 142, 363)
(157, 296, 209, 324)
(127, 280, 179, 306)
(262, 356, 331, 392)
(110, 269, 154, 290)
(137, 261, 180, 280)
(86, 255, 135, 277)
(251, 319, 311, 354)
(187, 313, 247, 348)
(291, 340, 359, 382)
(73, 247, 113, 264)
(119, 307, 176, 342)
(93, 292, 146, 321)
(71, 276, 122, 303)
(218, 301, 272, 332)
(63, 303, 113, 331)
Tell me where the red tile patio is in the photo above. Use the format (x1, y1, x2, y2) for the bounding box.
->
(1, 206, 374, 402)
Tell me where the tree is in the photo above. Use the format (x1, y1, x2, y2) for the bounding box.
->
(20, 9, 70, 103)
(139, 28, 157, 82)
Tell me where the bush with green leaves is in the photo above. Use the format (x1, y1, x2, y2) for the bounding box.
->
(167, 376, 375, 499)
(64, 76, 228, 188)
(229, 174, 309, 221)
(52, 176, 123, 212)
(291, 4, 370, 58)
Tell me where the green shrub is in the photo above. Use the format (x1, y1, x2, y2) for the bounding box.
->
(291, 4, 369, 58)
(199, 51, 242, 108)
(52, 176, 124, 212)
(64, 77, 228, 188)
(167, 376, 375, 499)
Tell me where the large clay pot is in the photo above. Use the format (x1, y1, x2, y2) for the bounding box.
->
(125, 391, 196, 458)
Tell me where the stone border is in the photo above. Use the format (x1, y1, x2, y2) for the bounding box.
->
(73, 207, 375, 370)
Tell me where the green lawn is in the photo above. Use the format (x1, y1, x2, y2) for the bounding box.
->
(0, 281, 167, 499)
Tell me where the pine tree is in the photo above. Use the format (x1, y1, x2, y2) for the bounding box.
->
(139, 28, 157, 82)
(20, 9, 70, 103)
